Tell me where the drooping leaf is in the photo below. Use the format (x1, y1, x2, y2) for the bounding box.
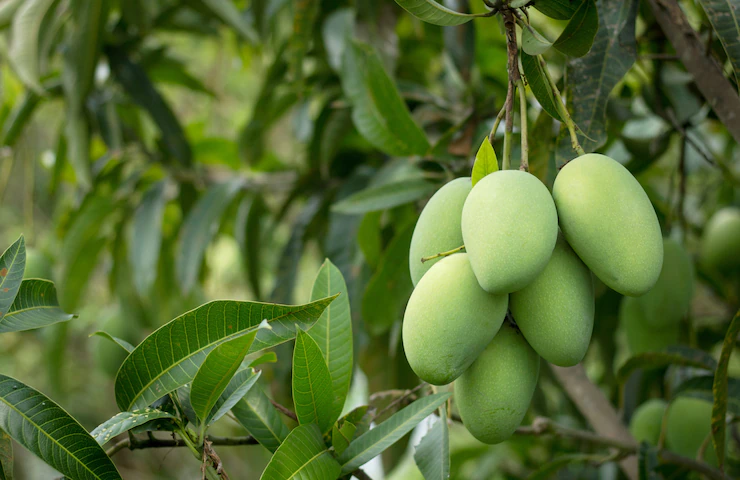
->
(235, 194, 268, 300)
(259, 423, 341, 480)
(8, 0, 57, 93)
(0, 91, 40, 147)
(231, 385, 290, 452)
(414, 407, 449, 480)
(114, 295, 337, 411)
(393, 0, 481, 26)
(521, 52, 563, 122)
(90, 331, 135, 353)
(0, 374, 122, 479)
(192, 0, 258, 43)
(673, 375, 740, 417)
(337, 392, 451, 474)
(0, 280, 75, 333)
(553, 0, 599, 58)
(130, 181, 166, 299)
(471, 137, 498, 186)
(712, 309, 740, 469)
(331, 179, 437, 214)
(90, 409, 177, 446)
(0, 236, 26, 321)
(340, 40, 430, 156)
(206, 368, 260, 426)
(332, 421, 356, 456)
(0, 429, 11, 480)
(292, 329, 336, 433)
(521, 25, 553, 56)
(697, 0, 740, 87)
(322, 8, 354, 71)
(617, 346, 717, 384)
(534, 0, 585, 19)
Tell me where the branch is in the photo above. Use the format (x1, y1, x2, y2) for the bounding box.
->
(270, 399, 298, 421)
(502, 8, 520, 170)
(106, 434, 258, 457)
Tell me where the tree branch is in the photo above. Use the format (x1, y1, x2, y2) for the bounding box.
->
(106, 434, 258, 457)
(270, 399, 298, 421)
(502, 8, 519, 170)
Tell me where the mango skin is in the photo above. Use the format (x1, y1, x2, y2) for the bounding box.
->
(409, 177, 471, 286)
(629, 399, 667, 445)
(639, 238, 694, 329)
(455, 323, 540, 444)
(666, 397, 721, 466)
(402, 253, 507, 385)
(461, 170, 558, 294)
(510, 234, 594, 366)
(619, 296, 678, 354)
(553, 154, 663, 297)
(700, 207, 740, 272)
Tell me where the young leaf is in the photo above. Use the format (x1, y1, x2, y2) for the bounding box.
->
(130, 181, 166, 299)
(697, 0, 740, 87)
(114, 295, 338, 411)
(0, 374, 122, 479)
(0, 429, 12, 480)
(0, 236, 26, 322)
(617, 346, 717, 385)
(332, 421, 356, 456)
(521, 25, 553, 56)
(471, 137, 499, 186)
(206, 368, 260, 426)
(552, 0, 599, 58)
(8, 0, 56, 93)
(0, 280, 75, 333)
(309, 259, 353, 419)
(520, 53, 563, 122)
(414, 407, 449, 480)
(90, 331, 135, 353)
(337, 392, 451, 475)
(90, 409, 176, 445)
(711, 308, 740, 470)
(331, 179, 437, 214)
(259, 423, 341, 480)
(534, 0, 584, 20)
(292, 329, 336, 434)
(231, 385, 290, 452)
(190, 331, 258, 424)
(393, 0, 480, 26)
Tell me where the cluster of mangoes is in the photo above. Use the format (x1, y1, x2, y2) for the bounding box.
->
(403, 153, 665, 444)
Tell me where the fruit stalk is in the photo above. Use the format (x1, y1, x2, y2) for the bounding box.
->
(517, 78, 529, 172)
(537, 55, 585, 156)
(420, 245, 465, 264)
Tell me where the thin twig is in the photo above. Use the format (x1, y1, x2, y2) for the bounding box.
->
(537, 56, 585, 157)
(502, 9, 519, 170)
(270, 399, 298, 421)
(351, 468, 375, 480)
(106, 435, 258, 457)
(420, 245, 465, 264)
(488, 103, 507, 145)
(517, 79, 529, 171)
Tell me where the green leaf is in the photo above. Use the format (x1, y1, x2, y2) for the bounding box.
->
(0, 0, 23, 29)
(0, 429, 12, 480)
(292, 0, 319, 90)
(176, 179, 243, 294)
(331, 179, 437, 214)
(673, 375, 740, 416)
(231, 385, 290, 452)
(553, 0, 599, 58)
(247, 351, 278, 368)
(638, 443, 659, 480)
(235, 194, 268, 300)
(322, 8, 354, 71)
(357, 212, 382, 268)
(332, 421, 356, 456)
(0, 236, 26, 321)
(520, 53, 563, 122)
(90, 409, 176, 445)
(206, 368, 260, 426)
(393, 0, 480, 26)
(0, 91, 40, 147)
(0, 374, 121, 479)
(617, 346, 717, 384)
(697, 0, 740, 88)
(413, 406, 449, 480)
(340, 40, 430, 156)
(534, 0, 584, 20)
(8, 0, 57, 93)
(259, 423, 341, 480)
(471, 137, 498, 186)
(712, 308, 740, 469)
(292, 329, 336, 433)
(338, 392, 450, 474)
(63, 110, 92, 189)
(130, 181, 166, 299)
(521, 25, 553, 56)
(90, 331, 134, 353)
(192, 0, 258, 43)
(309, 259, 353, 419)
(0, 280, 75, 333)
(146, 56, 215, 96)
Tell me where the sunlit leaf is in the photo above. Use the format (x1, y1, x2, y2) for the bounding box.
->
(292, 329, 335, 433)
(0, 280, 75, 333)
(259, 423, 341, 480)
(90, 409, 176, 446)
(414, 407, 449, 480)
(471, 137, 498, 186)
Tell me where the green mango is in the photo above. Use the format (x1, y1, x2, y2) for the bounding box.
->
(629, 399, 667, 445)
(455, 323, 540, 444)
(665, 397, 721, 466)
(700, 206, 740, 272)
(619, 296, 678, 354)
(553, 154, 663, 296)
(461, 170, 558, 294)
(510, 234, 594, 367)
(639, 238, 694, 329)
(402, 253, 507, 385)
(24, 247, 53, 279)
(409, 177, 471, 286)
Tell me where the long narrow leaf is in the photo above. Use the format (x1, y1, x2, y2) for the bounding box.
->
(206, 368, 260, 426)
(259, 424, 341, 480)
(231, 385, 290, 452)
(393, 0, 480, 26)
(0, 236, 25, 321)
(292, 329, 335, 433)
(130, 181, 167, 298)
(8, 0, 57, 92)
(91, 409, 176, 446)
(414, 407, 449, 480)
(0, 280, 75, 333)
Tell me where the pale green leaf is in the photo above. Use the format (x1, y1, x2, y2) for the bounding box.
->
(393, 0, 480, 26)
(292, 329, 336, 434)
(331, 179, 437, 214)
(521, 25, 553, 56)
(471, 137, 498, 186)
(332, 421, 356, 456)
(260, 423, 341, 480)
(90, 409, 176, 446)
(414, 406, 449, 480)
(8, 0, 57, 93)
(130, 181, 166, 299)
(0, 0, 23, 29)
(712, 308, 740, 469)
(0, 280, 74, 333)
(231, 385, 290, 452)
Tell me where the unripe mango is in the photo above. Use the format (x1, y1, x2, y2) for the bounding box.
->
(409, 177, 471, 286)
(402, 253, 507, 385)
(455, 323, 540, 444)
(461, 170, 558, 294)
(629, 399, 667, 445)
(553, 154, 663, 296)
(510, 234, 594, 366)
(666, 397, 721, 466)
(700, 207, 740, 272)
(639, 238, 694, 329)
(619, 296, 678, 354)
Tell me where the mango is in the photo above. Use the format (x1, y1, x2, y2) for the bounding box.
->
(629, 399, 667, 445)
(409, 177, 471, 286)
(666, 397, 721, 466)
(700, 206, 740, 272)
(619, 296, 678, 354)
(552, 154, 663, 296)
(639, 238, 694, 329)
(461, 170, 558, 294)
(510, 234, 594, 366)
(455, 323, 540, 444)
(402, 253, 507, 385)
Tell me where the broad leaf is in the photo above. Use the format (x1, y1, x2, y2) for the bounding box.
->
(130, 181, 166, 299)
(340, 40, 430, 156)
(292, 329, 335, 433)
(617, 346, 717, 384)
(0, 374, 121, 479)
(521, 52, 563, 122)
(0, 429, 12, 480)
(535, 0, 584, 19)
(673, 375, 740, 416)
(206, 368, 260, 426)
(337, 392, 451, 474)
(0, 236, 25, 321)
(471, 137, 498, 186)
(309, 259, 353, 419)
(8, 0, 57, 92)
(231, 385, 290, 452)
(521, 26, 553, 56)
(414, 407, 449, 480)
(712, 309, 740, 469)
(553, 0, 599, 58)
(90, 331, 134, 353)
(114, 295, 337, 411)
(331, 179, 437, 214)
(0, 280, 75, 333)
(90, 409, 176, 446)
(194, 0, 258, 43)
(393, 0, 480, 26)
(698, 0, 740, 87)
(259, 423, 341, 480)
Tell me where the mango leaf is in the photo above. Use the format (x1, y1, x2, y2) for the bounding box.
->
(332, 421, 356, 456)
(231, 385, 290, 452)
(235, 194, 268, 300)
(90, 409, 177, 445)
(146, 56, 214, 96)
(521, 25, 553, 56)
(414, 407, 449, 480)
(309, 259, 353, 419)
(521, 52, 563, 122)
(0, 429, 11, 480)
(0, 91, 40, 147)
(90, 331, 134, 353)
(292, 329, 335, 433)
(535, 0, 584, 19)
(0, 236, 26, 321)
(338, 392, 450, 474)
(8, 0, 57, 93)
(698, 0, 740, 86)
(193, 0, 258, 43)
(553, 0, 599, 58)
(63, 110, 92, 189)
(0, 0, 23, 29)
(206, 368, 260, 426)
(332, 179, 437, 214)
(130, 181, 166, 299)
(259, 423, 341, 480)
(471, 137, 498, 186)
(617, 346, 717, 384)
(340, 40, 430, 156)
(247, 351, 278, 368)
(0, 374, 122, 479)
(323, 8, 354, 71)
(114, 295, 337, 411)
(0, 280, 75, 333)
(190, 330, 258, 424)
(176, 179, 243, 294)
(292, 0, 319, 90)
(393, 0, 480, 26)
(673, 375, 740, 417)
(712, 309, 740, 469)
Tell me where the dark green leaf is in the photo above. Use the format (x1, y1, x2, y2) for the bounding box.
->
(553, 0, 599, 58)
(521, 52, 563, 122)
(8, 0, 57, 92)
(90, 409, 176, 445)
(534, 0, 585, 20)
(292, 329, 335, 433)
(247, 351, 278, 367)
(471, 137, 498, 186)
(528, 110, 557, 188)
(0, 91, 40, 147)
(90, 331, 134, 353)
(231, 384, 290, 452)
(357, 212, 382, 269)
(698, 0, 740, 87)
(0, 429, 11, 480)
(617, 346, 717, 384)
(414, 406, 449, 480)
(146, 56, 214, 96)
(130, 181, 166, 299)
(712, 308, 740, 469)
(331, 179, 437, 214)
(235, 194, 268, 300)
(206, 368, 260, 426)
(259, 423, 341, 480)
(393, 0, 480, 26)
(0, 280, 75, 333)
(332, 421, 356, 456)
(0, 236, 26, 322)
